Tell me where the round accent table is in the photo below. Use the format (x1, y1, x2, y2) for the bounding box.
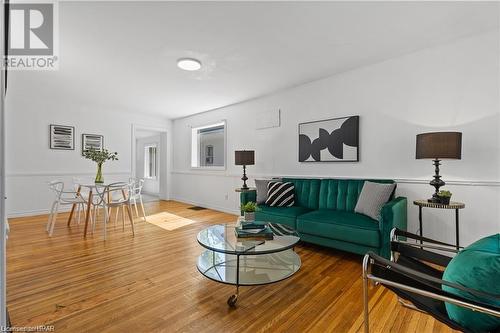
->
(413, 200, 465, 250)
(197, 223, 300, 307)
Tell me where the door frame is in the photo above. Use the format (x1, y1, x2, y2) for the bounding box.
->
(1, 1, 7, 327)
(131, 124, 169, 200)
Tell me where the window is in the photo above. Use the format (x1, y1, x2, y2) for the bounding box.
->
(144, 144, 157, 179)
(191, 121, 226, 168)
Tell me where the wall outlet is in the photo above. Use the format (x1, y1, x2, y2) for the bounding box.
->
(225, 194, 229, 200)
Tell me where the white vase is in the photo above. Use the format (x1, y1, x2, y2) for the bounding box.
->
(244, 212, 255, 222)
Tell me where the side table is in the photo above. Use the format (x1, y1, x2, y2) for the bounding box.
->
(413, 200, 465, 250)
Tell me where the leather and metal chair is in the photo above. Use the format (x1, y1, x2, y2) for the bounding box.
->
(362, 229, 500, 333)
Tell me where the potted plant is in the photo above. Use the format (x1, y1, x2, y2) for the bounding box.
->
(241, 201, 258, 222)
(83, 148, 118, 183)
(437, 190, 452, 205)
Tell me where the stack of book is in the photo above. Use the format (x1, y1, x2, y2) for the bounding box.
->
(235, 222, 274, 240)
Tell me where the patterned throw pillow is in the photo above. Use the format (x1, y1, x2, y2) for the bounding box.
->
(265, 181, 295, 207)
(354, 181, 396, 221)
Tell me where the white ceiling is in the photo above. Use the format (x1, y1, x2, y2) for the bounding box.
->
(11, 1, 500, 119)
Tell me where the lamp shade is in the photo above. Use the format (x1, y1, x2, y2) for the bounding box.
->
(235, 150, 255, 165)
(416, 132, 462, 159)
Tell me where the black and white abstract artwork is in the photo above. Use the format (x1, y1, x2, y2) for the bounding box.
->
(82, 134, 104, 155)
(299, 116, 359, 162)
(49, 125, 75, 150)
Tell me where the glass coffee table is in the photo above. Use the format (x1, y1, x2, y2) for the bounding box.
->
(197, 223, 301, 306)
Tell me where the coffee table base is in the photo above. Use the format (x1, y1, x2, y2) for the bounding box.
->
(197, 249, 301, 306)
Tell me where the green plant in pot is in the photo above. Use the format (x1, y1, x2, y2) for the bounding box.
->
(437, 190, 452, 205)
(83, 148, 118, 183)
(241, 201, 259, 222)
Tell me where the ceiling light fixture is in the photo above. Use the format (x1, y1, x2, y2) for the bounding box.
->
(177, 58, 202, 71)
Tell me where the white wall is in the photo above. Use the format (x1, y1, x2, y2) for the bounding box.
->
(136, 135, 161, 195)
(199, 131, 225, 167)
(5, 81, 171, 217)
(171, 31, 500, 246)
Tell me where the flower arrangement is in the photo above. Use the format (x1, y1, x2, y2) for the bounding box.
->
(83, 148, 118, 183)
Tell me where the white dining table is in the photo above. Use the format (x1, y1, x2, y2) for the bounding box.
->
(67, 182, 131, 238)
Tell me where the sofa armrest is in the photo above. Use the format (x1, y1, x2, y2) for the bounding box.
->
(240, 190, 257, 216)
(379, 196, 408, 258)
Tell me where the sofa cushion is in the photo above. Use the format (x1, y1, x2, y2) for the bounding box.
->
(266, 181, 295, 207)
(319, 179, 395, 211)
(255, 178, 282, 204)
(355, 181, 396, 220)
(297, 210, 380, 248)
(255, 205, 312, 229)
(282, 178, 321, 210)
(442, 234, 500, 332)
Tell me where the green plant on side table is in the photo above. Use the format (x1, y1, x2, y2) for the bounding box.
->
(437, 190, 452, 205)
(241, 201, 259, 222)
(83, 148, 119, 183)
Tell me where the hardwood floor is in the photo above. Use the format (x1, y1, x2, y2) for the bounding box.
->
(7, 201, 457, 333)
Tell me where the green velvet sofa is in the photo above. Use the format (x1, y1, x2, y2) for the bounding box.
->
(240, 178, 407, 259)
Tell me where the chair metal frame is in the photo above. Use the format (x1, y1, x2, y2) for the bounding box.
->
(129, 177, 147, 222)
(362, 228, 500, 333)
(93, 182, 135, 240)
(47, 181, 88, 236)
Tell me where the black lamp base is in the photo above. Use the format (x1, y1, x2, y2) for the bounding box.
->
(428, 159, 445, 202)
(241, 165, 248, 190)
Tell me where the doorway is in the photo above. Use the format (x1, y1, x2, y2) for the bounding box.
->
(132, 125, 168, 202)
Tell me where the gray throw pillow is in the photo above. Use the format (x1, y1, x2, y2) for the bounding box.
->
(354, 181, 396, 221)
(255, 178, 281, 204)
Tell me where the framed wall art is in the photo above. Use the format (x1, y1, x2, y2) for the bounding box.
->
(298, 115, 359, 162)
(82, 133, 104, 155)
(49, 124, 75, 150)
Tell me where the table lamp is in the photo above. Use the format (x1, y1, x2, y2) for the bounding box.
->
(416, 132, 462, 203)
(235, 150, 255, 190)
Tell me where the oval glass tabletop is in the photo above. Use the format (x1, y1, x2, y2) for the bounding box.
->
(197, 249, 301, 286)
(197, 223, 300, 255)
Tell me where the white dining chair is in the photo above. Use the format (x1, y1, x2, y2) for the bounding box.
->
(129, 177, 147, 222)
(93, 182, 135, 240)
(47, 180, 88, 237)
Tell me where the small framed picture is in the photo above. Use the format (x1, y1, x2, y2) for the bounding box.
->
(49, 124, 75, 150)
(82, 134, 104, 155)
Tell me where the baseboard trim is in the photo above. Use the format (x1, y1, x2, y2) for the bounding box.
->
(7, 206, 72, 219)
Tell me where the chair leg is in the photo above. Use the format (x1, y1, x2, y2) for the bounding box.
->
(89, 205, 95, 233)
(76, 204, 80, 224)
(103, 205, 108, 241)
(47, 201, 57, 232)
(363, 256, 370, 333)
(93, 206, 98, 233)
(127, 203, 135, 236)
(114, 207, 119, 227)
(140, 197, 147, 222)
(49, 202, 60, 237)
(133, 198, 139, 217)
(122, 206, 126, 230)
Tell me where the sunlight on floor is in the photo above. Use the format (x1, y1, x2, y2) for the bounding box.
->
(146, 211, 198, 231)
